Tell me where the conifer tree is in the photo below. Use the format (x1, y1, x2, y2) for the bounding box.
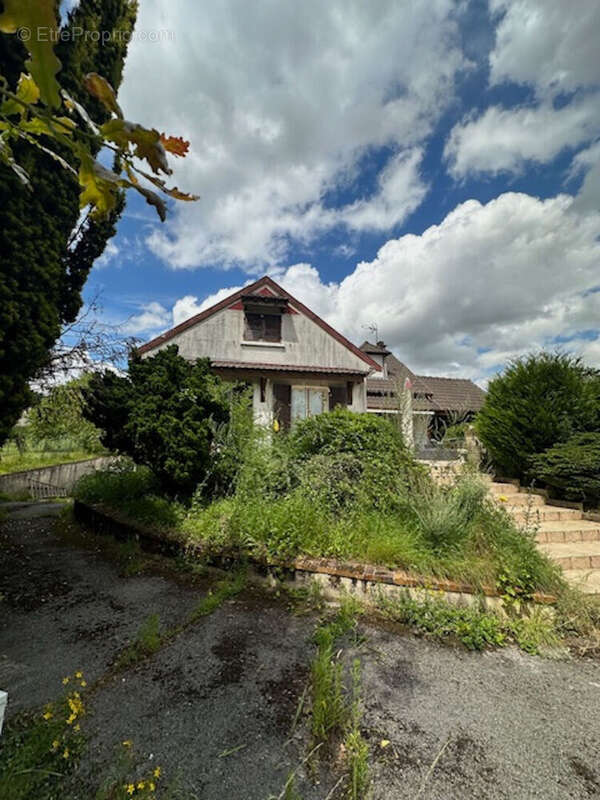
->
(0, 1, 137, 443)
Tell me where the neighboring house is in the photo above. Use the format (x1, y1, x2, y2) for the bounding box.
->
(138, 276, 381, 427)
(359, 341, 486, 448)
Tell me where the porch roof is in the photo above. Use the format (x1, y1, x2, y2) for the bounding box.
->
(212, 360, 369, 375)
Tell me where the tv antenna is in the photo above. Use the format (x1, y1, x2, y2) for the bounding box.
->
(363, 322, 378, 342)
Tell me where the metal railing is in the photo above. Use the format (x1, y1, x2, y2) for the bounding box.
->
(28, 478, 68, 499)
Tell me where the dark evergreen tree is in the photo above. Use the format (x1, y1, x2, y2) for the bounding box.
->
(0, 1, 137, 444)
(83, 347, 231, 496)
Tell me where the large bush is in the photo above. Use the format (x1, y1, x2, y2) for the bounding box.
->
(530, 433, 600, 503)
(288, 408, 424, 511)
(83, 346, 230, 496)
(476, 352, 600, 479)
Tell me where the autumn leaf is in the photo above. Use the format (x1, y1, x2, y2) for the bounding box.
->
(162, 185, 199, 201)
(0, 135, 32, 187)
(63, 90, 99, 134)
(134, 166, 199, 202)
(160, 134, 190, 157)
(77, 150, 118, 217)
(21, 116, 75, 137)
(132, 184, 167, 222)
(83, 73, 123, 119)
(16, 73, 40, 105)
(0, 1, 62, 108)
(101, 119, 172, 174)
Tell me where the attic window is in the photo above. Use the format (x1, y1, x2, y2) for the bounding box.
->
(244, 311, 282, 342)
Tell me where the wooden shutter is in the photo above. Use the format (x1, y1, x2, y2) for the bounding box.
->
(329, 385, 347, 410)
(263, 314, 282, 342)
(273, 383, 291, 429)
(346, 381, 354, 406)
(244, 312, 263, 340)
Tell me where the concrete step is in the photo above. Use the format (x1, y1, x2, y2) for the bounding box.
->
(562, 569, 600, 594)
(512, 507, 583, 524)
(488, 481, 520, 494)
(494, 492, 546, 507)
(538, 541, 600, 571)
(536, 520, 600, 544)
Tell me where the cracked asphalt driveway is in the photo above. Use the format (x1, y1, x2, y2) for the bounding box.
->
(1, 503, 600, 799)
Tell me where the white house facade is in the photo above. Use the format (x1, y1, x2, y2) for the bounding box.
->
(138, 276, 381, 427)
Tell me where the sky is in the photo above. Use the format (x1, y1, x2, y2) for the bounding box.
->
(81, 0, 600, 385)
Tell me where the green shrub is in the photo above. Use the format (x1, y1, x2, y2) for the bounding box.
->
(74, 464, 183, 530)
(74, 462, 156, 505)
(377, 592, 507, 650)
(442, 422, 469, 445)
(83, 346, 231, 496)
(530, 433, 600, 503)
(407, 474, 489, 553)
(476, 352, 600, 479)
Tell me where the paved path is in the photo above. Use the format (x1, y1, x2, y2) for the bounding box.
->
(1, 510, 600, 798)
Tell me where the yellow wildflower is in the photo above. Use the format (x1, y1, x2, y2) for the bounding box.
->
(42, 711, 53, 721)
(153, 766, 161, 779)
(380, 739, 390, 748)
(51, 739, 60, 750)
(63, 748, 70, 759)
(137, 781, 145, 790)
(498, 495, 507, 502)
(62, 677, 70, 685)
(80, 680, 87, 687)
(149, 782, 156, 791)
(122, 739, 133, 748)
(75, 671, 83, 678)
(74, 723, 81, 732)
(126, 784, 135, 795)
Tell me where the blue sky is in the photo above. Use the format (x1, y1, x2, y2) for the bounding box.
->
(80, 0, 600, 384)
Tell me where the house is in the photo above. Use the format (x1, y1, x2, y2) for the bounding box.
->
(359, 341, 486, 448)
(138, 276, 381, 427)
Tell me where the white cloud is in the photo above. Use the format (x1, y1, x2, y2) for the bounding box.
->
(445, 99, 600, 177)
(121, 301, 171, 335)
(94, 240, 120, 269)
(171, 193, 600, 380)
(444, 1, 600, 179)
(119, 0, 467, 269)
(489, 0, 600, 95)
(570, 141, 600, 214)
(172, 288, 243, 325)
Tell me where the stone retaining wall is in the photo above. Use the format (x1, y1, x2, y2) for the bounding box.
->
(73, 501, 555, 614)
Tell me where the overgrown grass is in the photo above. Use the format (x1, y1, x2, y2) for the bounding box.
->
(308, 603, 370, 797)
(186, 572, 247, 622)
(115, 613, 163, 670)
(0, 447, 97, 475)
(376, 592, 560, 654)
(0, 674, 87, 800)
(73, 411, 565, 601)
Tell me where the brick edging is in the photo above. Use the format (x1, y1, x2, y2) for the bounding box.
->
(73, 501, 556, 606)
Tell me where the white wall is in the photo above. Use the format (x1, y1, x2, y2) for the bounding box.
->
(145, 304, 372, 373)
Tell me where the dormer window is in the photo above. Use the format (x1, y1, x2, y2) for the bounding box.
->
(241, 292, 287, 343)
(244, 311, 281, 342)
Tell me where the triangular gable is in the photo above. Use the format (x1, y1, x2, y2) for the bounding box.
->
(138, 276, 381, 371)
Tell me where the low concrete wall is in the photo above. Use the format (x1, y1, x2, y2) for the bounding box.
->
(73, 501, 556, 615)
(0, 456, 115, 497)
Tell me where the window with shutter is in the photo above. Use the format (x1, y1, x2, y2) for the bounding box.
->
(244, 311, 282, 342)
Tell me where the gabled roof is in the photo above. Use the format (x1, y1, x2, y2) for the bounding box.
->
(138, 276, 381, 371)
(413, 375, 486, 412)
(359, 341, 485, 413)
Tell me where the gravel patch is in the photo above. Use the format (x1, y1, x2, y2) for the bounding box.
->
(2, 506, 600, 799)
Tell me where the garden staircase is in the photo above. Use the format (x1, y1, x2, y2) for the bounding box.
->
(485, 478, 600, 594)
